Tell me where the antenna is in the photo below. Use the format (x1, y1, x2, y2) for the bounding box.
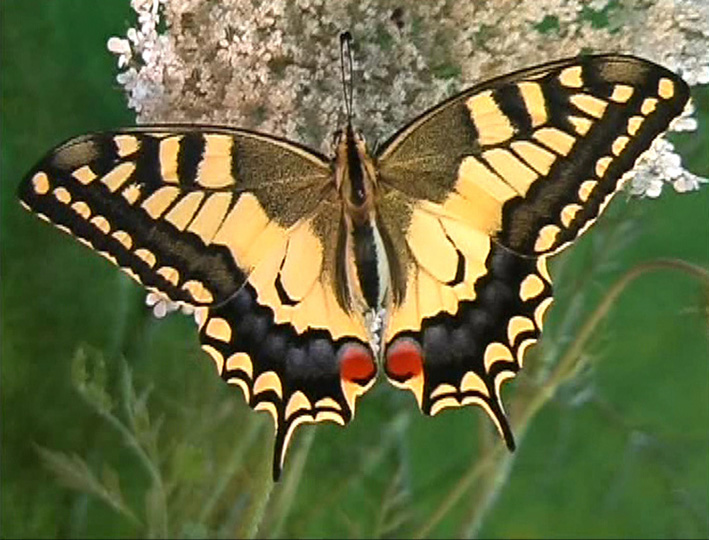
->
(339, 31, 354, 122)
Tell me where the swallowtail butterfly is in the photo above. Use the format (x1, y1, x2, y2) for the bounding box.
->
(18, 34, 689, 479)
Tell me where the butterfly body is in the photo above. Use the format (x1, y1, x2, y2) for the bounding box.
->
(19, 54, 689, 479)
(334, 124, 393, 319)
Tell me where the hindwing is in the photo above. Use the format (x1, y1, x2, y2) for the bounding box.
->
(377, 55, 689, 442)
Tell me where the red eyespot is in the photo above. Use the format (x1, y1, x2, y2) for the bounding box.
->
(339, 343, 376, 385)
(385, 338, 423, 382)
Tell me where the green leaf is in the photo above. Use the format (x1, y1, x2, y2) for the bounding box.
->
(71, 345, 113, 415)
(36, 445, 139, 525)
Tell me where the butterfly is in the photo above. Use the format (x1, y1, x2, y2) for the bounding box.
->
(18, 35, 689, 480)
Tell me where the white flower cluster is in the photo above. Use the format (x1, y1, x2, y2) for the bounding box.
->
(628, 132, 708, 198)
(626, 99, 707, 198)
(107, 0, 176, 113)
(108, 0, 706, 197)
(145, 290, 195, 319)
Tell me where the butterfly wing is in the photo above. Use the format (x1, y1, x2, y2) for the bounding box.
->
(375, 55, 689, 443)
(18, 127, 378, 479)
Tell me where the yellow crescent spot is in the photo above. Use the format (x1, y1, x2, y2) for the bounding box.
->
(561, 203, 582, 228)
(32, 172, 50, 194)
(285, 391, 312, 419)
(658, 78, 674, 99)
(595, 156, 612, 178)
(519, 274, 545, 301)
(182, 280, 214, 304)
(507, 315, 535, 345)
(537, 256, 551, 283)
(112, 230, 132, 249)
(534, 297, 554, 328)
(254, 401, 279, 430)
(90, 215, 110, 234)
(227, 376, 251, 402)
(559, 66, 583, 88)
(314, 397, 341, 410)
(205, 317, 232, 343)
(516, 338, 538, 367)
(460, 395, 506, 440)
(156, 266, 180, 286)
(71, 201, 91, 219)
(578, 180, 597, 202)
(430, 383, 457, 399)
(53, 187, 71, 204)
(341, 375, 376, 414)
(202, 344, 224, 374)
(253, 371, 283, 399)
(534, 224, 560, 253)
(611, 136, 630, 156)
(493, 371, 516, 404)
(193, 307, 208, 329)
(226, 352, 253, 378)
(461, 371, 488, 395)
(483, 342, 514, 372)
(627, 116, 644, 135)
(315, 410, 345, 425)
(135, 248, 156, 268)
(99, 251, 118, 265)
(279, 415, 316, 471)
(641, 97, 658, 115)
(430, 396, 460, 416)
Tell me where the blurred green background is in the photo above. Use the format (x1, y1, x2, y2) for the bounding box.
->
(1, 1, 707, 538)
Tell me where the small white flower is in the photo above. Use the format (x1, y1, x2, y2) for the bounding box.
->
(673, 172, 709, 193)
(145, 291, 180, 318)
(672, 115, 698, 132)
(645, 177, 664, 198)
(630, 167, 665, 198)
(193, 307, 208, 328)
(126, 28, 139, 45)
(107, 37, 132, 56)
(116, 67, 138, 88)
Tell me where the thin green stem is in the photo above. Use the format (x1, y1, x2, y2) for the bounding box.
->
(268, 427, 317, 538)
(89, 404, 169, 538)
(236, 427, 276, 539)
(198, 419, 264, 524)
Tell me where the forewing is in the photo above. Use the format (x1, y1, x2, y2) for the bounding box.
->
(377, 55, 689, 442)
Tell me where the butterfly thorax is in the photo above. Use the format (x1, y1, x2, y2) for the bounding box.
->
(334, 124, 392, 317)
